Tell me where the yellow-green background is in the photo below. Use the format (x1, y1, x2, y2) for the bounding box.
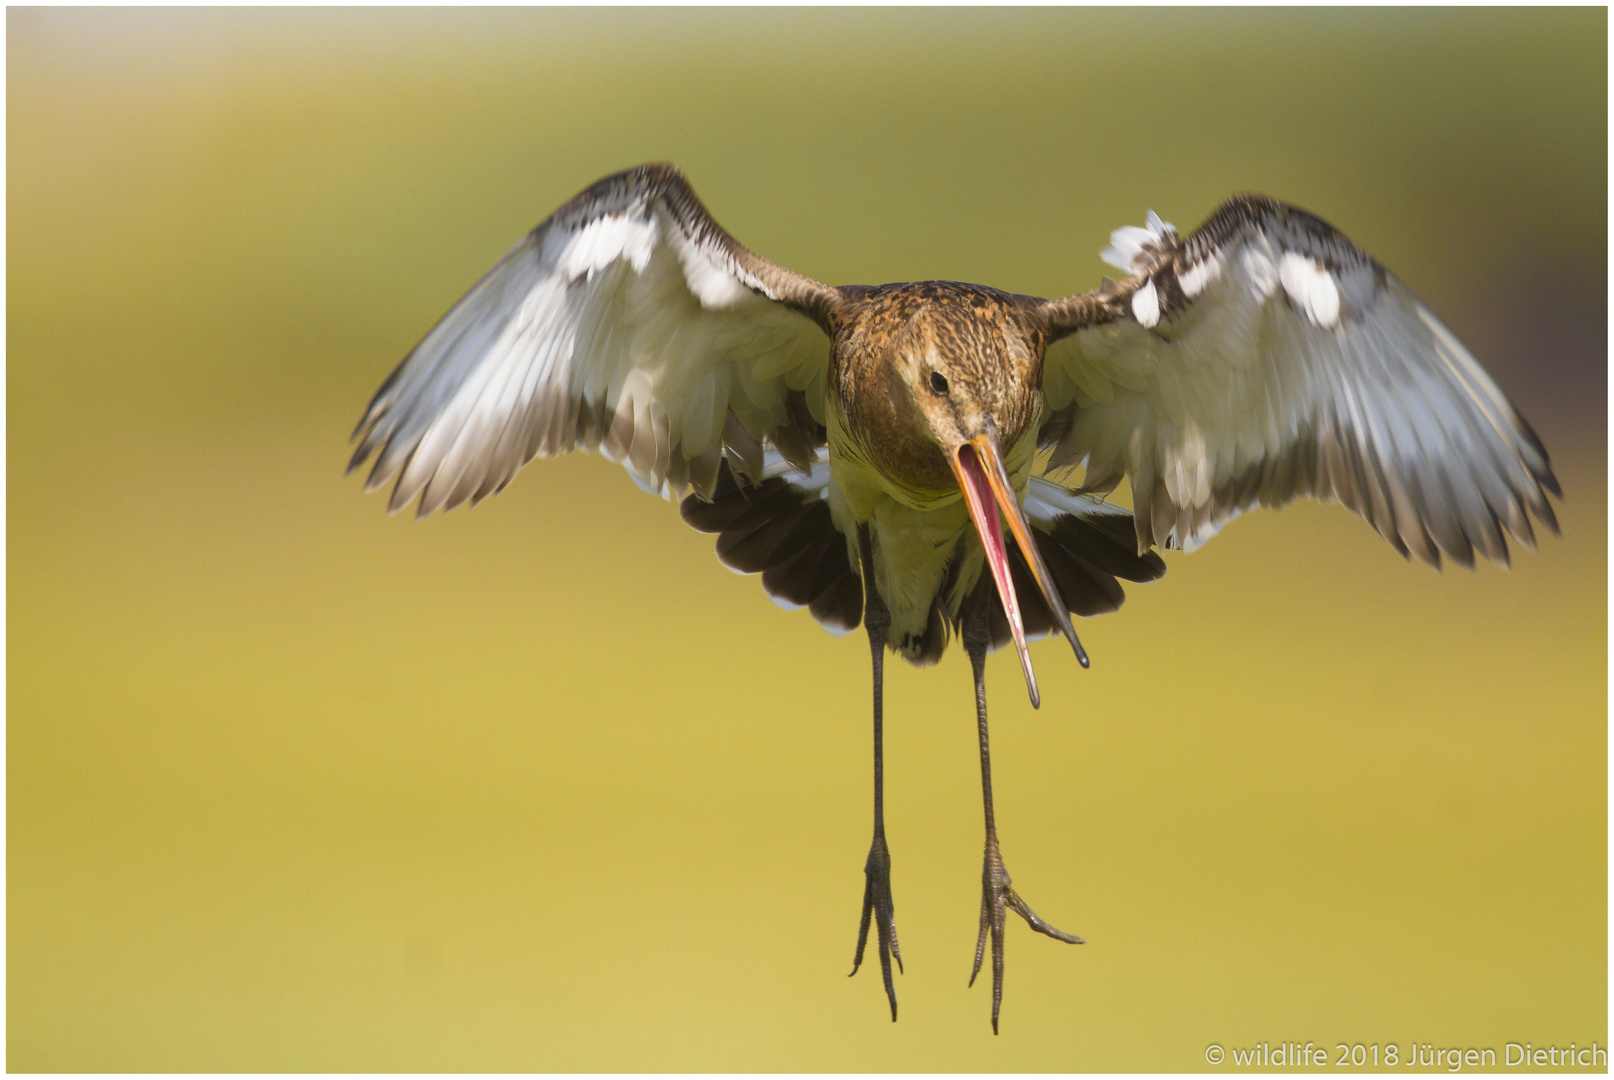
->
(9, 8, 1605, 1071)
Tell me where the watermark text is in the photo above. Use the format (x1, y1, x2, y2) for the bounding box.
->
(1202, 1041, 1606, 1069)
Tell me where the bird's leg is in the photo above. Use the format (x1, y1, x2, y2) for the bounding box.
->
(963, 601, 1083, 1034)
(850, 524, 902, 1020)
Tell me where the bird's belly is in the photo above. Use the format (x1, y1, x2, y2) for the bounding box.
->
(829, 450, 986, 659)
(875, 499, 985, 654)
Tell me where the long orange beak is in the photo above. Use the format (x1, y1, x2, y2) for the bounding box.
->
(951, 434, 1089, 708)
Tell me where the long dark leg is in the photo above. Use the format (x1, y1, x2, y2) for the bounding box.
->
(849, 524, 902, 1020)
(963, 594, 1083, 1034)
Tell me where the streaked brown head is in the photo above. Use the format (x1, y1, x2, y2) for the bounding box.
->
(832, 281, 1044, 500)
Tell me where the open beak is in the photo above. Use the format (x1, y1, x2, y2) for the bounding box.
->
(951, 434, 1089, 708)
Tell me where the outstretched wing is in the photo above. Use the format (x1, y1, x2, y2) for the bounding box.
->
(1035, 195, 1560, 567)
(350, 163, 841, 515)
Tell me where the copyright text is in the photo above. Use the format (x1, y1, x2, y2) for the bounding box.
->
(1202, 1041, 1606, 1069)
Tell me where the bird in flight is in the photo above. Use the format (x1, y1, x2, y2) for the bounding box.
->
(349, 163, 1559, 1032)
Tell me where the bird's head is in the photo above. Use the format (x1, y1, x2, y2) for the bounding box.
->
(860, 297, 1041, 489)
(904, 349, 1029, 460)
(841, 290, 1087, 703)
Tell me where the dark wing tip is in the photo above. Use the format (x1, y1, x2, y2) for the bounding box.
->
(1532, 492, 1562, 536)
(344, 442, 369, 477)
(1534, 455, 1564, 503)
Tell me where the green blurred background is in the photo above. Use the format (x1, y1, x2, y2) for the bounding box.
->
(8, 8, 1605, 1071)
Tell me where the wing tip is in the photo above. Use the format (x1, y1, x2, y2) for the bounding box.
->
(345, 438, 377, 478)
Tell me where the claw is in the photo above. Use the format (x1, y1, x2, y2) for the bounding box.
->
(970, 846, 1083, 1033)
(850, 833, 902, 1020)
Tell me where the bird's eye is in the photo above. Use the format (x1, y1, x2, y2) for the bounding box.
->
(929, 371, 949, 395)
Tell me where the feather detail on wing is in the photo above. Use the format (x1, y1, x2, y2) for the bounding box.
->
(349, 163, 840, 515)
(1036, 194, 1560, 567)
(679, 449, 863, 636)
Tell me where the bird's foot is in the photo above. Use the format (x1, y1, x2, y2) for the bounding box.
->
(969, 843, 1083, 1033)
(850, 831, 903, 1020)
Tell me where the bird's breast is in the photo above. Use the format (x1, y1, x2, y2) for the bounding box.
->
(828, 406, 958, 514)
